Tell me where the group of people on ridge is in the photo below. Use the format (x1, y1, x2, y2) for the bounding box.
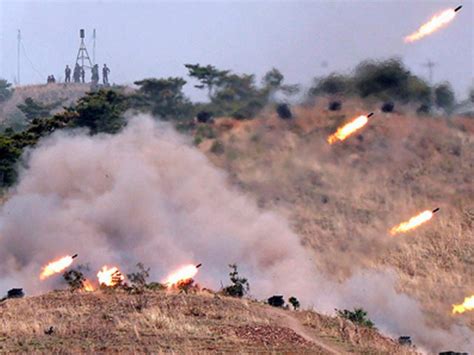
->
(63, 63, 110, 85)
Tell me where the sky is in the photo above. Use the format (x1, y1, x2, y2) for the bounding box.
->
(0, 0, 473, 100)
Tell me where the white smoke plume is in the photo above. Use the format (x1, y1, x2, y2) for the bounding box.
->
(0, 115, 471, 352)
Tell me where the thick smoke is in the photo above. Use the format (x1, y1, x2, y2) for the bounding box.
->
(0, 115, 471, 352)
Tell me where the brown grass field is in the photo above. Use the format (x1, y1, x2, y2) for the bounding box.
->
(200, 98, 474, 332)
(0, 289, 415, 354)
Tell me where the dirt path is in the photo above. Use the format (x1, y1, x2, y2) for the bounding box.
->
(265, 307, 349, 355)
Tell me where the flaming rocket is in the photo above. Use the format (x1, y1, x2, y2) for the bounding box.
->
(404, 6, 462, 43)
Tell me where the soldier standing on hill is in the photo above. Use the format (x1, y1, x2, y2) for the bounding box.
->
(81, 67, 85, 83)
(91, 64, 99, 85)
(65, 65, 71, 83)
(73, 63, 81, 83)
(102, 64, 110, 85)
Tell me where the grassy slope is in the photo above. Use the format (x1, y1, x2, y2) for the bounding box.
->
(0, 83, 89, 123)
(0, 289, 414, 354)
(199, 98, 474, 331)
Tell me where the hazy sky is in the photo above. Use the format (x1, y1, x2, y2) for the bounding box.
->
(1, 0, 473, 99)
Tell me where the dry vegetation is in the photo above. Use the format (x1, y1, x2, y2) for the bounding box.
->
(0, 83, 89, 123)
(0, 289, 414, 354)
(200, 98, 474, 331)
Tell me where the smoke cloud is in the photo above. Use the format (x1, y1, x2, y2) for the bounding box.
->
(0, 115, 471, 352)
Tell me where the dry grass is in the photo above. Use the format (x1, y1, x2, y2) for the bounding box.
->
(0, 289, 414, 353)
(0, 83, 89, 124)
(201, 98, 474, 330)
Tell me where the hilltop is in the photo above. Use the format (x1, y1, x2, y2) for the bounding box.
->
(198, 98, 474, 332)
(0, 83, 89, 127)
(0, 289, 414, 354)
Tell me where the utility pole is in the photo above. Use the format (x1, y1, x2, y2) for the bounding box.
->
(92, 29, 96, 64)
(17, 29, 21, 84)
(422, 60, 436, 84)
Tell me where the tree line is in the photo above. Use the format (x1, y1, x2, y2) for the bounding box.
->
(0, 59, 469, 189)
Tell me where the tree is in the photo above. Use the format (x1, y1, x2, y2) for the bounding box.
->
(127, 263, 150, 293)
(469, 87, 474, 103)
(262, 68, 284, 89)
(262, 68, 299, 98)
(336, 308, 375, 328)
(134, 77, 191, 120)
(0, 79, 13, 103)
(222, 264, 249, 298)
(185, 64, 229, 98)
(354, 58, 431, 104)
(212, 73, 266, 119)
(17, 97, 63, 122)
(73, 89, 129, 134)
(434, 82, 455, 113)
(0, 136, 22, 186)
(310, 74, 351, 96)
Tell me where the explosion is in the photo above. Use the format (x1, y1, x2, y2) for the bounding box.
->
(163, 264, 201, 287)
(452, 295, 474, 315)
(327, 113, 373, 144)
(404, 7, 460, 43)
(82, 279, 95, 292)
(39, 254, 77, 280)
(97, 266, 124, 287)
(390, 209, 438, 235)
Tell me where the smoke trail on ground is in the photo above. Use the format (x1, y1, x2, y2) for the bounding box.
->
(0, 115, 471, 351)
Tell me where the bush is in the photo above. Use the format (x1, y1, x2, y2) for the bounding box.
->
(0, 79, 13, 103)
(310, 74, 351, 96)
(127, 263, 150, 293)
(434, 82, 455, 113)
(210, 140, 224, 155)
(222, 264, 249, 298)
(336, 308, 375, 328)
(288, 296, 300, 310)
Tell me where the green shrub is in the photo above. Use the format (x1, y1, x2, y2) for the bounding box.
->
(434, 82, 455, 113)
(222, 264, 249, 298)
(0, 79, 13, 103)
(210, 140, 224, 155)
(336, 308, 375, 328)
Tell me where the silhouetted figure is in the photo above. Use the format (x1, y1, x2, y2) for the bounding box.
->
(91, 64, 99, 85)
(65, 65, 71, 83)
(81, 68, 85, 83)
(102, 64, 110, 85)
(46, 75, 56, 84)
(73, 64, 81, 83)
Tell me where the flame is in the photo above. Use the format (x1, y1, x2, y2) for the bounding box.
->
(97, 265, 124, 287)
(163, 264, 199, 287)
(327, 115, 369, 144)
(82, 279, 95, 292)
(390, 210, 434, 235)
(452, 295, 474, 314)
(39, 255, 76, 280)
(404, 9, 457, 43)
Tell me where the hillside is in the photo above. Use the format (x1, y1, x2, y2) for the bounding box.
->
(0, 83, 89, 126)
(199, 98, 474, 333)
(0, 289, 415, 354)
